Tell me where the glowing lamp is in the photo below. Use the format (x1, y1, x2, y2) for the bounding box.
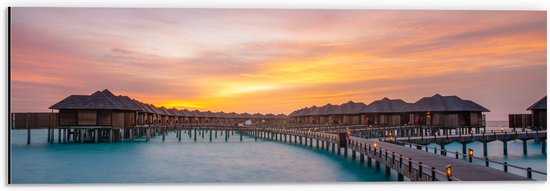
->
(446, 165, 453, 179)
(373, 142, 378, 148)
(468, 148, 474, 162)
(500, 127, 504, 133)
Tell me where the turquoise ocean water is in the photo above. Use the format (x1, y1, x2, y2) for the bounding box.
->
(10, 129, 394, 184)
(10, 122, 546, 183)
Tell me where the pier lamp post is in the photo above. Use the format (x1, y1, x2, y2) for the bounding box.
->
(389, 131, 393, 141)
(500, 127, 504, 133)
(468, 148, 473, 162)
(446, 165, 453, 181)
(373, 142, 378, 148)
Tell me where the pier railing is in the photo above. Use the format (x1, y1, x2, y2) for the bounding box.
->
(263, 128, 459, 181)
(385, 139, 547, 180)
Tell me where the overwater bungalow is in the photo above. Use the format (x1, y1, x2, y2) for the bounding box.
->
(276, 114, 287, 124)
(527, 96, 547, 130)
(288, 101, 367, 125)
(404, 94, 489, 130)
(50, 89, 138, 129)
(361, 97, 411, 126)
(133, 100, 154, 126)
(339, 101, 367, 125)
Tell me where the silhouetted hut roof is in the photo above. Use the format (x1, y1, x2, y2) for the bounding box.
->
(167, 108, 182, 116)
(202, 111, 213, 118)
(241, 113, 252, 119)
(340, 101, 368, 114)
(50, 93, 119, 110)
(228, 112, 239, 118)
(214, 112, 226, 118)
(195, 110, 206, 118)
(180, 109, 192, 117)
(133, 100, 154, 113)
(150, 105, 165, 115)
(288, 108, 304, 117)
(99, 89, 138, 111)
(306, 106, 321, 116)
(318, 104, 335, 115)
(527, 96, 547, 110)
(174, 109, 186, 116)
(405, 94, 490, 112)
(50, 90, 125, 110)
(276, 114, 287, 118)
(185, 110, 197, 117)
(144, 104, 160, 114)
(363, 97, 410, 113)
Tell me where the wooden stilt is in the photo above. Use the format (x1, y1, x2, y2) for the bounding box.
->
(80, 129, 84, 143)
(47, 128, 51, 143)
(58, 129, 61, 143)
(162, 127, 166, 142)
(94, 128, 99, 143)
(27, 129, 31, 144)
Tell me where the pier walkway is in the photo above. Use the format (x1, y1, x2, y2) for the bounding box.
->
(393, 130, 547, 156)
(253, 128, 532, 181)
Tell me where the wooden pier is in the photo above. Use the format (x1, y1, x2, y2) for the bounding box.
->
(394, 130, 547, 156)
(247, 128, 534, 181)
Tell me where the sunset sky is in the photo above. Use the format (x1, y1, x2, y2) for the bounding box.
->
(10, 8, 547, 120)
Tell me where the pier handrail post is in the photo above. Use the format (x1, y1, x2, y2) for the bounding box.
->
(503, 162, 508, 172)
(431, 167, 436, 181)
(399, 154, 403, 169)
(418, 162, 423, 180)
(392, 152, 395, 165)
(408, 158, 412, 173)
(455, 151, 459, 159)
(527, 167, 532, 179)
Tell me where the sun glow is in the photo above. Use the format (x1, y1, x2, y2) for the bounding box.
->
(155, 100, 207, 109)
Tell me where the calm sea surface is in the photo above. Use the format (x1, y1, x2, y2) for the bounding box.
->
(10, 129, 394, 184)
(10, 122, 547, 183)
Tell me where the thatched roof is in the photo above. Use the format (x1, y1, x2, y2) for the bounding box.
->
(101, 90, 139, 111)
(50, 89, 145, 111)
(202, 111, 214, 118)
(289, 101, 366, 117)
(363, 97, 411, 113)
(340, 101, 368, 114)
(49, 93, 119, 110)
(405, 94, 490, 112)
(194, 110, 206, 118)
(527, 96, 547, 110)
(51, 89, 289, 118)
(133, 100, 154, 113)
(185, 110, 197, 117)
(167, 108, 182, 116)
(240, 113, 252, 118)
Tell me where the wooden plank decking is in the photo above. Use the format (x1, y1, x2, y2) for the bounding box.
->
(265, 128, 531, 181)
(349, 137, 529, 181)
